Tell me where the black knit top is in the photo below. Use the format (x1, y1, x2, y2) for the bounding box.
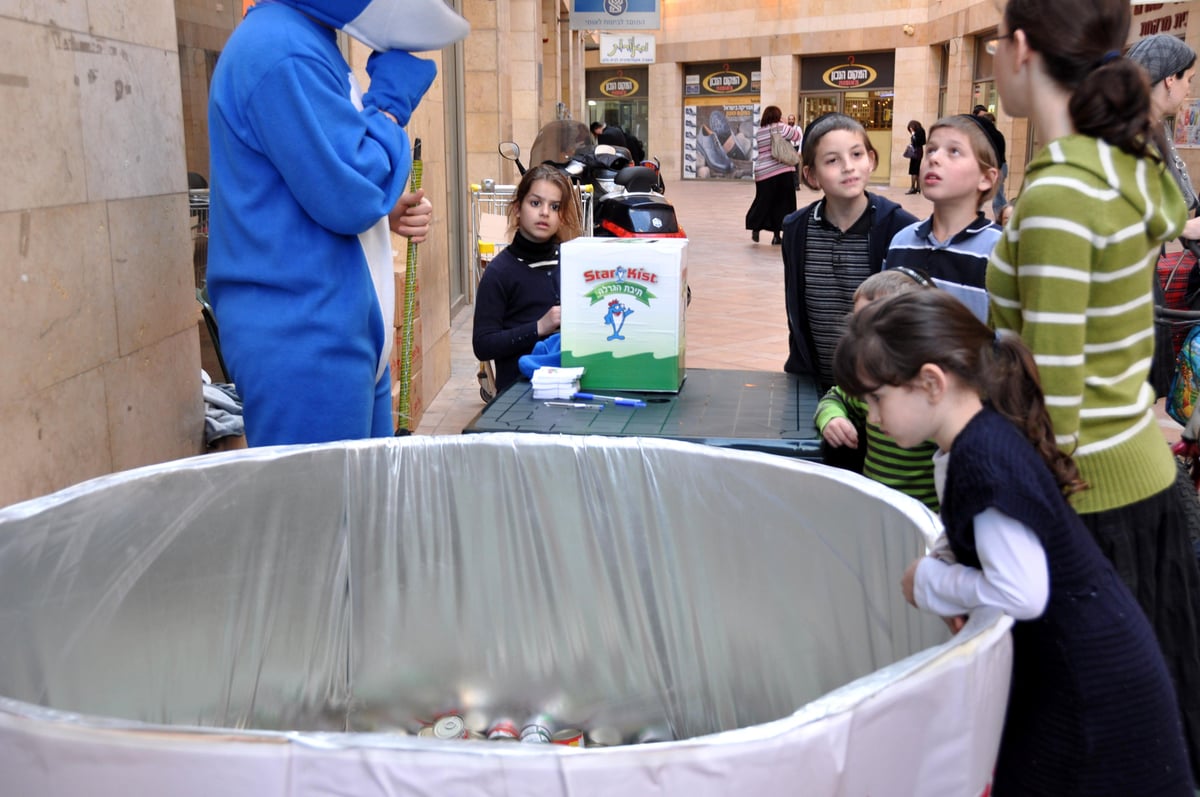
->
(472, 231, 561, 392)
(941, 408, 1191, 796)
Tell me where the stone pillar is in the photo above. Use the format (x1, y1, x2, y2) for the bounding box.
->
(1, 2, 205, 507)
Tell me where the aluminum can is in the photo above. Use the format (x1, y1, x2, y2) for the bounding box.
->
(466, 729, 487, 741)
(586, 726, 623, 747)
(417, 725, 436, 738)
(551, 728, 585, 747)
(487, 718, 520, 740)
(634, 724, 673, 744)
(462, 709, 490, 734)
(520, 711, 555, 744)
(520, 723, 551, 743)
(433, 714, 469, 740)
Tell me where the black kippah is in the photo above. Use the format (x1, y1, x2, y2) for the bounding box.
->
(958, 113, 1004, 163)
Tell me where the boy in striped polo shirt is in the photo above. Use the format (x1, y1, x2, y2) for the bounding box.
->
(885, 114, 1005, 322)
(815, 269, 939, 510)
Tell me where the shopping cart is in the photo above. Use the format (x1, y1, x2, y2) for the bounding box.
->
(189, 188, 209, 288)
(468, 180, 593, 402)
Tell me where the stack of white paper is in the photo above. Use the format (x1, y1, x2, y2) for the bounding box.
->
(531, 366, 585, 399)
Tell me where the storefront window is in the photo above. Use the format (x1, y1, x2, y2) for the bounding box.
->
(843, 90, 893, 130)
(802, 94, 839, 127)
(972, 35, 998, 115)
(938, 43, 949, 119)
(798, 52, 898, 181)
(586, 67, 651, 153)
(588, 99, 649, 150)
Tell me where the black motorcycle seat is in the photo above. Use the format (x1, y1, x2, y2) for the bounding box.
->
(615, 166, 659, 193)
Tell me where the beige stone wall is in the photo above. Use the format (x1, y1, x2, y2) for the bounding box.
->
(0, 2, 203, 507)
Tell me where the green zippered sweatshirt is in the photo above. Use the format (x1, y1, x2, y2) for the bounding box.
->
(987, 134, 1186, 514)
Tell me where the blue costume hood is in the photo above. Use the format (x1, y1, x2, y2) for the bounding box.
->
(274, 0, 469, 51)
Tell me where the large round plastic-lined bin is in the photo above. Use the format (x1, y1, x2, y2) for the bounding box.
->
(0, 434, 1011, 795)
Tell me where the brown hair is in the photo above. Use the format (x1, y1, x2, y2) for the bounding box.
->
(800, 113, 877, 190)
(507, 163, 584, 242)
(833, 290, 1085, 495)
(929, 115, 1001, 205)
(1004, 0, 1154, 157)
(761, 105, 783, 126)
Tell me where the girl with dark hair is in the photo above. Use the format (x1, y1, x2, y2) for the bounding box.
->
(904, 120, 925, 194)
(987, 0, 1200, 778)
(473, 164, 584, 392)
(834, 289, 1192, 796)
(745, 105, 802, 245)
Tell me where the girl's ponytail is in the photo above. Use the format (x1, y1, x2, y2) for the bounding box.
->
(1068, 58, 1154, 158)
(982, 332, 1087, 495)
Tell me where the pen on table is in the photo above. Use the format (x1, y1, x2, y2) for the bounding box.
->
(572, 392, 647, 408)
(544, 401, 604, 410)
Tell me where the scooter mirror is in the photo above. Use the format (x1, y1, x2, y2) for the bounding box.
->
(498, 142, 520, 161)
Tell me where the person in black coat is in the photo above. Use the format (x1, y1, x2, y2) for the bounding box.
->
(905, 120, 926, 194)
(589, 121, 627, 149)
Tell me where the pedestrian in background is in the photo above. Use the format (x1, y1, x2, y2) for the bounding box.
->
(745, 105, 802, 245)
(589, 120, 627, 149)
(904, 120, 926, 194)
(787, 113, 802, 189)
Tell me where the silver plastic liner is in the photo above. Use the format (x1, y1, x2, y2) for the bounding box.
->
(0, 434, 1012, 795)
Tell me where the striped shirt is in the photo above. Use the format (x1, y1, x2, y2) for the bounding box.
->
(754, 122, 802, 181)
(815, 386, 939, 510)
(986, 135, 1186, 513)
(805, 204, 873, 387)
(885, 212, 1002, 322)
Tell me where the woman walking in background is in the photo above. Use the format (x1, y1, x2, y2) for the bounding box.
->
(987, 0, 1200, 779)
(745, 105, 802, 245)
(904, 120, 926, 194)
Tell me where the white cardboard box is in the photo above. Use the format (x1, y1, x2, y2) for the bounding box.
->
(560, 238, 688, 392)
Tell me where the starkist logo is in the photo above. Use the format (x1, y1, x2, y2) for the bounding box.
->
(583, 266, 658, 284)
(581, 264, 659, 306)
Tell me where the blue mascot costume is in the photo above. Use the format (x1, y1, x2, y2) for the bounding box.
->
(206, 0, 469, 446)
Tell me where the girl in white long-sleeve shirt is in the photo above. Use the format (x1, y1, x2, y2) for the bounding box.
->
(833, 289, 1191, 796)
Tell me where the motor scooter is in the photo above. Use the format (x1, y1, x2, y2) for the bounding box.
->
(499, 120, 685, 239)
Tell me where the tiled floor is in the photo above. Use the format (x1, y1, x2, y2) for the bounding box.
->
(414, 177, 1185, 445)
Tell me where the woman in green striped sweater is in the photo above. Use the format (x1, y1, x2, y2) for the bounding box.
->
(986, 0, 1200, 779)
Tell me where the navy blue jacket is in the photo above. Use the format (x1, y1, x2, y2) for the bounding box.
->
(780, 193, 917, 383)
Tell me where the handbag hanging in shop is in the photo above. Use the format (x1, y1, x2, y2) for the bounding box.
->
(770, 128, 800, 166)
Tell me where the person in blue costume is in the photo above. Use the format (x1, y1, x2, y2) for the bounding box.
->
(206, 0, 469, 445)
(834, 289, 1193, 796)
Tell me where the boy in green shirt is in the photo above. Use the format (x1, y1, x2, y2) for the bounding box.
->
(816, 269, 939, 510)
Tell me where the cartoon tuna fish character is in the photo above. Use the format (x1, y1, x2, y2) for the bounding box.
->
(604, 299, 634, 341)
